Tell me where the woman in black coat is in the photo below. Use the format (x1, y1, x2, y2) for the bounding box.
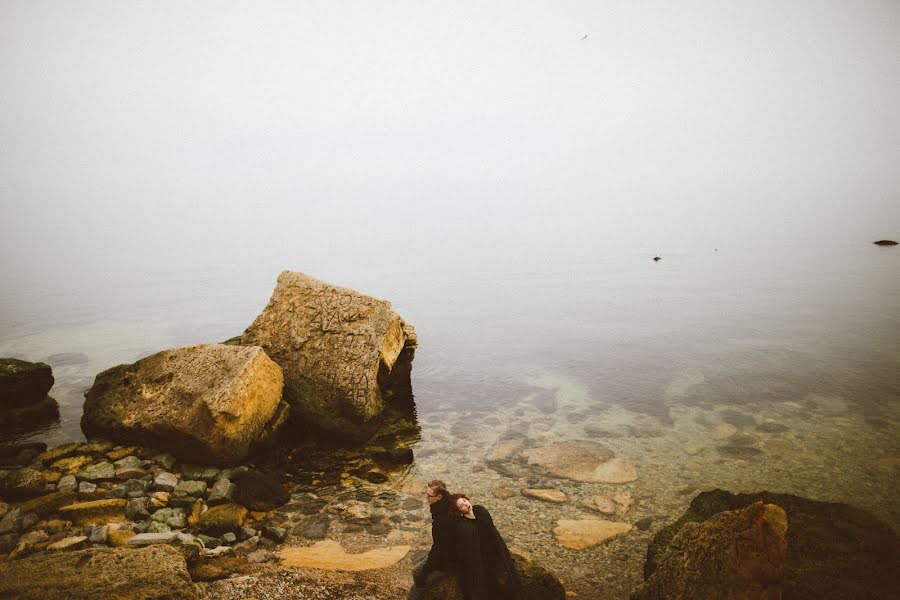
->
(449, 494, 523, 600)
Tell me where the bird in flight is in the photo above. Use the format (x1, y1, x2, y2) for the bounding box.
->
(581, 33, 589, 40)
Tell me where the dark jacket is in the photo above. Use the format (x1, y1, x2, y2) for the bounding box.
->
(456, 506, 523, 600)
(420, 495, 457, 576)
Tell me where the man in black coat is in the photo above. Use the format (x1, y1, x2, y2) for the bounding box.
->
(409, 479, 457, 598)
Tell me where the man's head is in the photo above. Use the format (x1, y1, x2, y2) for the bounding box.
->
(426, 479, 448, 505)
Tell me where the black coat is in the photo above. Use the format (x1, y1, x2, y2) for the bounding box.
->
(421, 495, 457, 576)
(455, 505, 523, 600)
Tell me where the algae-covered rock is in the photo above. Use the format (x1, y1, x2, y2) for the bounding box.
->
(639, 489, 900, 600)
(81, 344, 285, 465)
(631, 501, 787, 600)
(58, 498, 128, 525)
(241, 271, 417, 440)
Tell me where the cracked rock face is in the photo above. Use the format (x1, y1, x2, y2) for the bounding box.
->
(81, 344, 285, 465)
(242, 271, 417, 439)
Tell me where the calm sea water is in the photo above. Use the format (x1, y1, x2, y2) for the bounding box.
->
(2, 242, 898, 509)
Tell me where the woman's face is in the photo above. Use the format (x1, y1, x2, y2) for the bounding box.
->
(455, 497, 473, 514)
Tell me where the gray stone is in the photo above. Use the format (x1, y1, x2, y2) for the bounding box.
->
(635, 516, 654, 531)
(232, 535, 259, 556)
(197, 534, 220, 549)
(48, 535, 88, 551)
(128, 531, 179, 547)
(124, 478, 147, 494)
(207, 479, 235, 506)
(89, 525, 109, 543)
(76, 462, 115, 481)
(173, 480, 206, 497)
(0, 508, 24, 535)
(221, 532, 237, 544)
(57, 475, 77, 493)
(152, 453, 176, 470)
(113, 456, 142, 470)
(107, 487, 128, 499)
(167, 514, 187, 529)
(263, 526, 287, 542)
(147, 521, 172, 534)
(126, 497, 150, 520)
(77, 480, 98, 498)
(246, 549, 271, 563)
(153, 472, 178, 492)
(238, 526, 257, 541)
(292, 514, 330, 540)
(150, 507, 174, 523)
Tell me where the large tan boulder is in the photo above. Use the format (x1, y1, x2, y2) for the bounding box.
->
(81, 344, 285, 465)
(241, 271, 417, 438)
(631, 501, 787, 600)
(0, 544, 199, 599)
(519, 440, 638, 483)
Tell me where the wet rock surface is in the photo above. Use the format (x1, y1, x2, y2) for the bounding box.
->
(0, 358, 59, 435)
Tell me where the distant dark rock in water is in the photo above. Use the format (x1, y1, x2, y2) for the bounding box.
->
(420, 553, 565, 600)
(81, 344, 287, 465)
(1, 358, 54, 407)
(632, 501, 787, 600)
(873, 240, 897, 246)
(0, 358, 59, 436)
(638, 489, 900, 600)
(44, 352, 89, 367)
(653, 256, 662, 262)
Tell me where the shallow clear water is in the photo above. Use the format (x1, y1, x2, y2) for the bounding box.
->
(2, 243, 898, 597)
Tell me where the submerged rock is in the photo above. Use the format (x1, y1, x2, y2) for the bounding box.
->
(553, 518, 633, 549)
(279, 539, 410, 570)
(241, 271, 417, 440)
(81, 344, 286, 465)
(0, 544, 199, 599)
(519, 440, 637, 483)
(640, 489, 900, 600)
(631, 501, 787, 600)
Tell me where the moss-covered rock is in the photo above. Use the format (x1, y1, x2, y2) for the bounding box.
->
(58, 499, 128, 525)
(13, 490, 77, 517)
(640, 489, 900, 600)
(197, 503, 248, 536)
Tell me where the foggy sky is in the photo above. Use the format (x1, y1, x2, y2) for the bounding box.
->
(1, 0, 898, 288)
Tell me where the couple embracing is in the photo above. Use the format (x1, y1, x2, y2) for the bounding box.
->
(410, 479, 522, 600)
